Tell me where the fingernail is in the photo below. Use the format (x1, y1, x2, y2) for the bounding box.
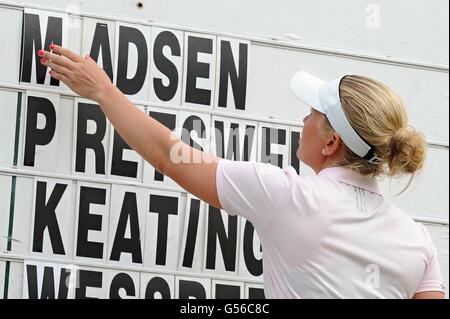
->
(38, 50, 44, 56)
(40, 58, 47, 63)
(49, 71, 52, 76)
(49, 44, 55, 49)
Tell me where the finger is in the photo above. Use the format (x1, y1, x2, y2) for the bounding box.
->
(41, 59, 71, 77)
(38, 50, 75, 70)
(49, 69, 70, 84)
(50, 44, 83, 63)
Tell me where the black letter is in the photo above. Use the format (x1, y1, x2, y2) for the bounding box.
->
(179, 280, 206, 299)
(215, 283, 241, 299)
(181, 115, 206, 150)
(261, 127, 286, 168)
(21, 13, 62, 86)
(182, 198, 200, 268)
(218, 41, 248, 110)
(110, 192, 143, 263)
(109, 273, 136, 299)
(153, 31, 181, 101)
(24, 96, 56, 167)
(248, 287, 265, 299)
(76, 186, 106, 259)
(185, 36, 213, 105)
(89, 23, 114, 81)
(76, 269, 102, 299)
(116, 26, 148, 95)
(32, 181, 67, 255)
(206, 206, 238, 271)
(149, 195, 178, 265)
(243, 220, 263, 276)
(290, 130, 300, 174)
(75, 102, 107, 174)
(145, 277, 171, 299)
(110, 130, 138, 178)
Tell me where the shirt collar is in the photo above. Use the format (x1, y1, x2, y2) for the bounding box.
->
(317, 166, 382, 196)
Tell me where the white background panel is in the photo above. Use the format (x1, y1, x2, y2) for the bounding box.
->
(379, 147, 449, 222)
(73, 181, 110, 264)
(182, 32, 216, 110)
(9, 177, 34, 255)
(0, 7, 22, 84)
(19, 0, 448, 64)
(0, 260, 4, 299)
(29, 177, 75, 260)
(140, 272, 175, 299)
(56, 97, 76, 174)
(0, 261, 23, 299)
(149, 27, 184, 106)
(135, 0, 449, 65)
(107, 184, 146, 267)
(143, 189, 183, 271)
(0, 90, 19, 168)
(6, 261, 23, 299)
(104, 269, 140, 299)
(247, 45, 449, 144)
(0, 175, 12, 253)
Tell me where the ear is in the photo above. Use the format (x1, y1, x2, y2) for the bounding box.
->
(323, 132, 342, 156)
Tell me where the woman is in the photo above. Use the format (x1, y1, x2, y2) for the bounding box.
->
(37, 45, 445, 299)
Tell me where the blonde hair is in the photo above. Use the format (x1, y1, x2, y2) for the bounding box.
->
(320, 75, 427, 194)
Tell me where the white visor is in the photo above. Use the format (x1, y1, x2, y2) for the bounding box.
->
(290, 71, 380, 162)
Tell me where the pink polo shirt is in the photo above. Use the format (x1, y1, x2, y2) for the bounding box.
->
(216, 159, 446, 299)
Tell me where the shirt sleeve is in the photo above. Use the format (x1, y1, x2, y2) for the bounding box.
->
(215, 158, 298, 232)
(415, 224, 446, 295)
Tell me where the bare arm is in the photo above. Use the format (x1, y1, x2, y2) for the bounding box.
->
(412, 291, 445, 299)
(38, 45, 222, 208)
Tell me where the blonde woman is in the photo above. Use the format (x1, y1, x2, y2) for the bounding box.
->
(37, 45, 445, 299)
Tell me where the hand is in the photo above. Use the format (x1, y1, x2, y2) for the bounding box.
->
(38, 45, 114, 102)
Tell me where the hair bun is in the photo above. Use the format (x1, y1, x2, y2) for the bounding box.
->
(387, 126, 427, 176)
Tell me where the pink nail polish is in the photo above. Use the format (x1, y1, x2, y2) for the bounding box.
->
(38, 50, 44, 56)
(40, 58, 47, 63)
(49, 44, 55, 50)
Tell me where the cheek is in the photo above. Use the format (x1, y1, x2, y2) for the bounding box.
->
(299, 122, 322, 155)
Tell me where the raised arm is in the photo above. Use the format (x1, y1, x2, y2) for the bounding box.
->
(38, 45, 222, 209)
